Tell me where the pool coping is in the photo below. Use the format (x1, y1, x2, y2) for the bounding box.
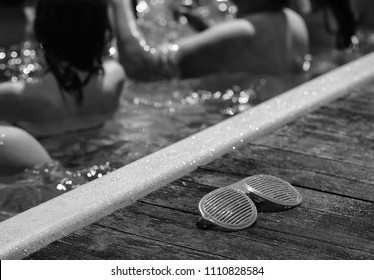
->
(1, 52, 374, 260)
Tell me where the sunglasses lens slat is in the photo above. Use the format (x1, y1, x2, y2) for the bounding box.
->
(198, 187, 257, 231)
(245, 174, 302, 211)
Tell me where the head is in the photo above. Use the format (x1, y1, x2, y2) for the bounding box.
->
(34, 0, 112, 105)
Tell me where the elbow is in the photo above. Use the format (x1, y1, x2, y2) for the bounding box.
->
(118, 55, 171, 82)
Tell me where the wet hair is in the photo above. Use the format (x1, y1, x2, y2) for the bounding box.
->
(34, 0, 112, 105)
(0, 0, 25, 7)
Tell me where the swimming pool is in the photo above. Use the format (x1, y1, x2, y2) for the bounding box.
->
(0, 0, 369, 220)
(1, 1, 374, 256)
(0, 0, 307, 221)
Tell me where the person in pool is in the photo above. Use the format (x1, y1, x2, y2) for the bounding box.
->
(0, 125, 51, 176)
(290, 0, 356, 54)
(109, 0, 309, 81)
(0, 0, 125, 138)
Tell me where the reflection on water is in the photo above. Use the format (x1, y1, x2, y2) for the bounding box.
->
(0, 0, 371, 221)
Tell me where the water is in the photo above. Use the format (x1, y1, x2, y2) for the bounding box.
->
(0, 0, 371, 221)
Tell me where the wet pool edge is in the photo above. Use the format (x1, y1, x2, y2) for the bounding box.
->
(1, 52, 374, 260)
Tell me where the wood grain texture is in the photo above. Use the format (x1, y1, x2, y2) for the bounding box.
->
(27, 223, 224, 260)
(28, 84, 374, 259)
(200, 144, 374, 201)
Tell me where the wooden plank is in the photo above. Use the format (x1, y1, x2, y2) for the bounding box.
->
(199, 145, 374, 201)
(250, 89, 374, 167)
(328, 99, 374, 116)
(325, 91, 374, 117)
(96, 203, 373, 259)
(24, 77, 374, 260)
(210, 144, 374, 185)
(138, 180, 374, 255)
(281, 107, 374, 141)
(26, 240, 102, 260)
(62, 173, 374, 260)
(334, 82, 374, 104)
(180, 170, 374, 220)
(252, 125, 374, 168)
(28, 176, 374, 260)
(26, 152, 374, 259)
(329, 83, 374, 111)
(28, 224, 225, 260)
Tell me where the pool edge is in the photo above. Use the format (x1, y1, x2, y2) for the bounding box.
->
(1, 52, 374, 260)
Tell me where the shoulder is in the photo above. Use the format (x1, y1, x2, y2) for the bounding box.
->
(283, 8, 309, 49)
(102, 59, 126, 90)
(283, 8, 308, 33)
(0, 125, 51, 176)
(283, 8, 309, 70)
(283, 8, 308, 41)
(103, 59, 126, 81)
(98, 60, 126, 109)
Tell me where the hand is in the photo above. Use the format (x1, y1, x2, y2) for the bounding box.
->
(170, 1, 210, 31)
(170, 0, 197, 20)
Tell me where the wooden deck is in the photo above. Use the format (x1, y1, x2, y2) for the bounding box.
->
(26, 82, 374, 260)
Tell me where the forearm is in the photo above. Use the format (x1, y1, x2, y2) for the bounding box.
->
(110, 0, 177, 80)
(172, 5, 211, 32)
(109, 0, 148, 76)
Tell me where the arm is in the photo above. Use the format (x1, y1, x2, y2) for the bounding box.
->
(109, 0, 255, 80)
(109, 0, 177, 81)
(175, 19, 255, 78)
(171, 2, 212, 32)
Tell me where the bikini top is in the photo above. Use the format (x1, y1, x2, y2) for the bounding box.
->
(0, 40, 44, 83)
